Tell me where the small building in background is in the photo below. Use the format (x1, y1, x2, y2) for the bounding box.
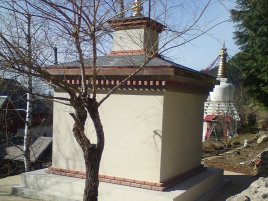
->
(0, 96, 18, 136)
(0, 96, 20, 177)
(0, 78, 53, 138)
(1, 137, 52, 177)
(0, 80, 53, 177)
(203, 47, 240, 141)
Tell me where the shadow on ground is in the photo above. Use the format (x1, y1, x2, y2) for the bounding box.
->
(210, 174, 257, 201)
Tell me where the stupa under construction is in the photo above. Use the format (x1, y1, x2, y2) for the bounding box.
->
(203, 46, 240, 141)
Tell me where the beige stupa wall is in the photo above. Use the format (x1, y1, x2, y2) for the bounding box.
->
(52, 89, 206, 183)
(98, 90, 163, 182)
(52, 90, 164, 183)
(160, 91, 207, 181)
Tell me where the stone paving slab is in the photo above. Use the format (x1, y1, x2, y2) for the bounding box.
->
(0, 170, 257, 201)
(0, 175, 42, 201)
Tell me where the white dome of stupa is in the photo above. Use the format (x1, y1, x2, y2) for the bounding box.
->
(209, 79, 235, 102)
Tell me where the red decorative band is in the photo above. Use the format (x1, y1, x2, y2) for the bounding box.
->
(65, 79, 165, 87)
(50, 78, 210, 94)
(46, 165, 205, 191)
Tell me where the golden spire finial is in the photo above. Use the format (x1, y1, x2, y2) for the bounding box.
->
(132, 0, 143, 17)
(217, 43, 228, 79)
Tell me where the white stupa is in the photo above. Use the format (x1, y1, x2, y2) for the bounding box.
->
(203, 46, 240, 141)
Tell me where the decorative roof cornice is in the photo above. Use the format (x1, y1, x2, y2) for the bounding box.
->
(47, 55, 216, 94)
(108, 17, 165, 33)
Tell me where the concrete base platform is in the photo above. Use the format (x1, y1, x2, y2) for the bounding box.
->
(12, 168, 225, 201)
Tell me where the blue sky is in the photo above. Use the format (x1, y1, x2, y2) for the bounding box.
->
(0, 0, 240, 72)
(169, 0, 239, 71)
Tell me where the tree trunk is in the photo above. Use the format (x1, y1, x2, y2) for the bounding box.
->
(71, 98, 104, 201)
(83, 101, 104, 201)
(83, 147, 101, 201)
(24, 14, 32, 172)
(24, 92, 32, 172)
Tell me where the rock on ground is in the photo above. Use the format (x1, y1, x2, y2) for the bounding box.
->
(257, 134, 268, 144)
(226, 177, 268, 201)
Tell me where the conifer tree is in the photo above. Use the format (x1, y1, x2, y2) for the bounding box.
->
(231, 0, 268, 107)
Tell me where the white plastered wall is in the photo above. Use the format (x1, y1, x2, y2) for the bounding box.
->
(202, 122, 208, 142)
(112, 29, 145, 51)
(144, 28, 159, 53)
(112, 28, 159, 53)
(52, 90, 163, 183)
(160, 91, 206, 182)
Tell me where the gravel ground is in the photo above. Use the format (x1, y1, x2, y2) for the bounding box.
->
(203, 135, 268, 176)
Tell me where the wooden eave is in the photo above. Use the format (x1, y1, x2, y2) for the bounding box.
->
(47, 65, 215, 83)
(108, 17, 165, 33)
(47, 66, 174, 77)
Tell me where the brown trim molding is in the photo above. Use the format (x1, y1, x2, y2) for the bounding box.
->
(108, 18, 165, 33)
(109, 50, 146, 56)
(166, 80, 212, 95)
(46, 165, 205, 191)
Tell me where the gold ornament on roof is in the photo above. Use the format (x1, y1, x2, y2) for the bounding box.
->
(217, 43, 228, 79)
(132, 0, 143, 17)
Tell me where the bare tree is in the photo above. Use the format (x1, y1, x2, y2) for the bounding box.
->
(0, 77, 53, 178)
(0, 0, 54, 173)
(0, 0, 229, 200)
(24, 13, 33, 172)
(0, 2, 34, 172)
